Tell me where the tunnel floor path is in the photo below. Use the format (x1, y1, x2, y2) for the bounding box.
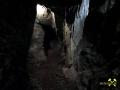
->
(27, 23, 78, 90)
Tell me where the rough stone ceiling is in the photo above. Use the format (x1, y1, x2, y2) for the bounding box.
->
(37, 0, 82, 24)
(38, 0, 82, 8)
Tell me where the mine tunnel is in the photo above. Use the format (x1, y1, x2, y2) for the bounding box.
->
(0, 0, 120, 90)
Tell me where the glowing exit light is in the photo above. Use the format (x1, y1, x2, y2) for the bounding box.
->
(36, 4, 46, 17)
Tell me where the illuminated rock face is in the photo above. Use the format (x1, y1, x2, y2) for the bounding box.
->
(36, 4, 57, 32)
(64, 0, 89, 65)
(63, 0, 90, 89)
(64, 0, 120, 90)
(36, 4, 47, 20)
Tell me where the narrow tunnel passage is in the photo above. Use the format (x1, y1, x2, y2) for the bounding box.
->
(27, 4, 78, 90)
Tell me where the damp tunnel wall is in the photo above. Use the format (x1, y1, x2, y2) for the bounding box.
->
(64, 0, 90, 67)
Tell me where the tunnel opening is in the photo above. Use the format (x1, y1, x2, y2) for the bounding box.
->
(27, 3, 75, 90)
(34, 4, 59, 56)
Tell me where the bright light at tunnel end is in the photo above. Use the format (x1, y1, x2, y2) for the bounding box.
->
(36, 4, 46, 16)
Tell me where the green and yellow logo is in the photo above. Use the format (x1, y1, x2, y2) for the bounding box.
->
(100, 78, 117, 87)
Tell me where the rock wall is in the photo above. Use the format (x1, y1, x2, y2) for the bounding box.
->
(63, 0, 89, 70)
(64, 0, 120, 90)
(62, 0, 90, 85)
(74, 0, 120, 89)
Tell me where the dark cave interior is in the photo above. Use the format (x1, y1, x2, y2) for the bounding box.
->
(0, 0, 120, 90)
